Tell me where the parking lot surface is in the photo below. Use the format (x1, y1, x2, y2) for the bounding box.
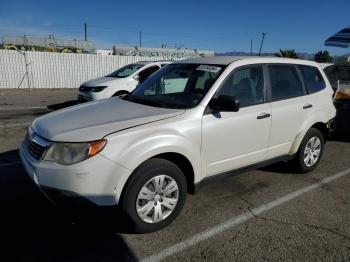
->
(1, 89, 350, 262)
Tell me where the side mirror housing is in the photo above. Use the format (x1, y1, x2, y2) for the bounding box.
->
(133, 75, 140, 81)
(209, 95, 240, 112)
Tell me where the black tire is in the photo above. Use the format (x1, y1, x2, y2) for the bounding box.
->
(112, 90, 129, 98)
(292, 128, 324, 173)
(121, 158, 187, 233)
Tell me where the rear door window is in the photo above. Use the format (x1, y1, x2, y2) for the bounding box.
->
(268, 65, 303, 102)
(217, 65, 264, 107)
(299, 65, 326, 94)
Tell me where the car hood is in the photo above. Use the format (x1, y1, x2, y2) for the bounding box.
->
(32, 98, 185, 142)
(81, 76, 118, 87)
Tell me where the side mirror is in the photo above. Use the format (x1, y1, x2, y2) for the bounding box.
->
(133, 75, 140, 81)
(209, 95, 240, 112)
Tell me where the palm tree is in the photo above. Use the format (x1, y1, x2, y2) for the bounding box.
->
(274, 49, 300, 59)
(314, 51, 332, 63)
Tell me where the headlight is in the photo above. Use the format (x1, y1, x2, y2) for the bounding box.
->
(91, 86, 107, 92)
(43, 140, 107, 165)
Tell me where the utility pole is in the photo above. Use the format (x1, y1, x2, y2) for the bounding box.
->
(258, 33, 266, 56)
(84, 22, 87, 41)
(139, 31, 142, 48)
(250, 39, 253, 55)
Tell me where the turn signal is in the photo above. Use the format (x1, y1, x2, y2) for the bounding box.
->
(88, 140, 107, 157)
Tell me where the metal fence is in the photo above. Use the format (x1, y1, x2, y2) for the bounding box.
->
(0, 50, 174, 89)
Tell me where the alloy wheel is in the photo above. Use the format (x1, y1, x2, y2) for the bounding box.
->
(303, 136, 321, 167)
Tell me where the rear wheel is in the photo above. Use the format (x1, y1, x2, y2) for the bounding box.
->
(121, 158, 187, 233)
(292, 128, 324, 173)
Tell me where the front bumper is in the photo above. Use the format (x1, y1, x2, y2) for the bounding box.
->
(78, 90, 105, 102)
(19, 142, 131, 206)
(78, 91, 93, 102)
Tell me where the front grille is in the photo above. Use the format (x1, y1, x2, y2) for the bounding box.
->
(24, 131, 50, 161)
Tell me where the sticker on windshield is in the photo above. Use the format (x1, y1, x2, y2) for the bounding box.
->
(196, 65, 222, 73)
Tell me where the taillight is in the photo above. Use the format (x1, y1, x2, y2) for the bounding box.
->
(334, 86, 350, 101)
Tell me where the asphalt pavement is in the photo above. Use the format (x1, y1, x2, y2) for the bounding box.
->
(1, 89, 349, 262)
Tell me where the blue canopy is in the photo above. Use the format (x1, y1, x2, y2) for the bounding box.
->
(325, 27, 350, 48)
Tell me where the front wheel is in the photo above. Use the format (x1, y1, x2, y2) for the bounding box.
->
(121, 158, 187, 233)
(292, 128, 324, 173)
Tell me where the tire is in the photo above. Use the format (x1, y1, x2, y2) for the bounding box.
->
(292, 128, 324, 173)
(121, 158, 187, 233)
(112, 91, 129, 98)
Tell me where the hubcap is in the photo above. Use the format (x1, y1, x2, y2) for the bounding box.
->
(136, 175, 179, 224)
(304, 136, 321, 167)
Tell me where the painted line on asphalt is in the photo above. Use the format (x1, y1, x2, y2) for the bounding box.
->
(0, 106, 48, 110)
(141, 168, 350, 262)
(0, 161, 21, 168)
(0, 123, 31, 128)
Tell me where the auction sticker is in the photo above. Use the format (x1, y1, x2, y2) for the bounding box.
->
(196, 65, 222, 73)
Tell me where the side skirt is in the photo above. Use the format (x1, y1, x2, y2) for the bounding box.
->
(194, 154, 295, 193)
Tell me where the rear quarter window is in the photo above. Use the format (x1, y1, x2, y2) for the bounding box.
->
(299, 65, 326, 94)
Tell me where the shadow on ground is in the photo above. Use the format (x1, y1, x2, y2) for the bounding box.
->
(47, 100, 79, 111)
(0, 150, 138, 262)
(329, 135, 350, 143)
(259, 161, 295, 174)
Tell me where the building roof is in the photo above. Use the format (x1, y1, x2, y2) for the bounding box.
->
(3, 35, 95, 52)
(111, 45, 214, 57)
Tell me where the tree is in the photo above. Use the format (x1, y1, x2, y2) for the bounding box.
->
(314, 51, 332, 63)
(274, 49, 300, 59)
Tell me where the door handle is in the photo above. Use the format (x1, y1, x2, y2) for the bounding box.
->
(257, 112, 271, 120)
(303, 104, 313, 109)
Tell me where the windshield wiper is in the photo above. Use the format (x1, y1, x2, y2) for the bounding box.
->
(129, 97, 164, 108)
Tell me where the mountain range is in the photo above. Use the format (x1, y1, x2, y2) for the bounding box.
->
(215, 51, 350, 60)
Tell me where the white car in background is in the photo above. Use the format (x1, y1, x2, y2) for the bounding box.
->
(21, 56, 335, 233)
(78, 61, 171, 101)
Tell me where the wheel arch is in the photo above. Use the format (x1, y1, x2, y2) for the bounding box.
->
(290, 121, 329, 154)
(311, 122, 328, 142)
(120, 152, 196, 199)
(112, 90, 130, 97)
(150, 152, 196, 194)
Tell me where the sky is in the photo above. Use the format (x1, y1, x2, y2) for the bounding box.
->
(0, 0, 349, 55)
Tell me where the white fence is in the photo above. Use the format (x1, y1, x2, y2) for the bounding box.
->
(0, 50, 173, 89)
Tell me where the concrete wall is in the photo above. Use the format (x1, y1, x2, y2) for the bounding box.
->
(0, 50, 172, 89)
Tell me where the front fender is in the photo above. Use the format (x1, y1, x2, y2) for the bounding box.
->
(101, 129, 201, 201)
(119, 132, 200, 173)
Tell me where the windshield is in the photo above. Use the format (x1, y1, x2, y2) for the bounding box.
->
(107, 64, 144, 78)
(128, 63, 224, 109)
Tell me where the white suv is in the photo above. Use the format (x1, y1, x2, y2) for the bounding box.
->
(78, 61, 171, 102)
(20, 56, 335, 232)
